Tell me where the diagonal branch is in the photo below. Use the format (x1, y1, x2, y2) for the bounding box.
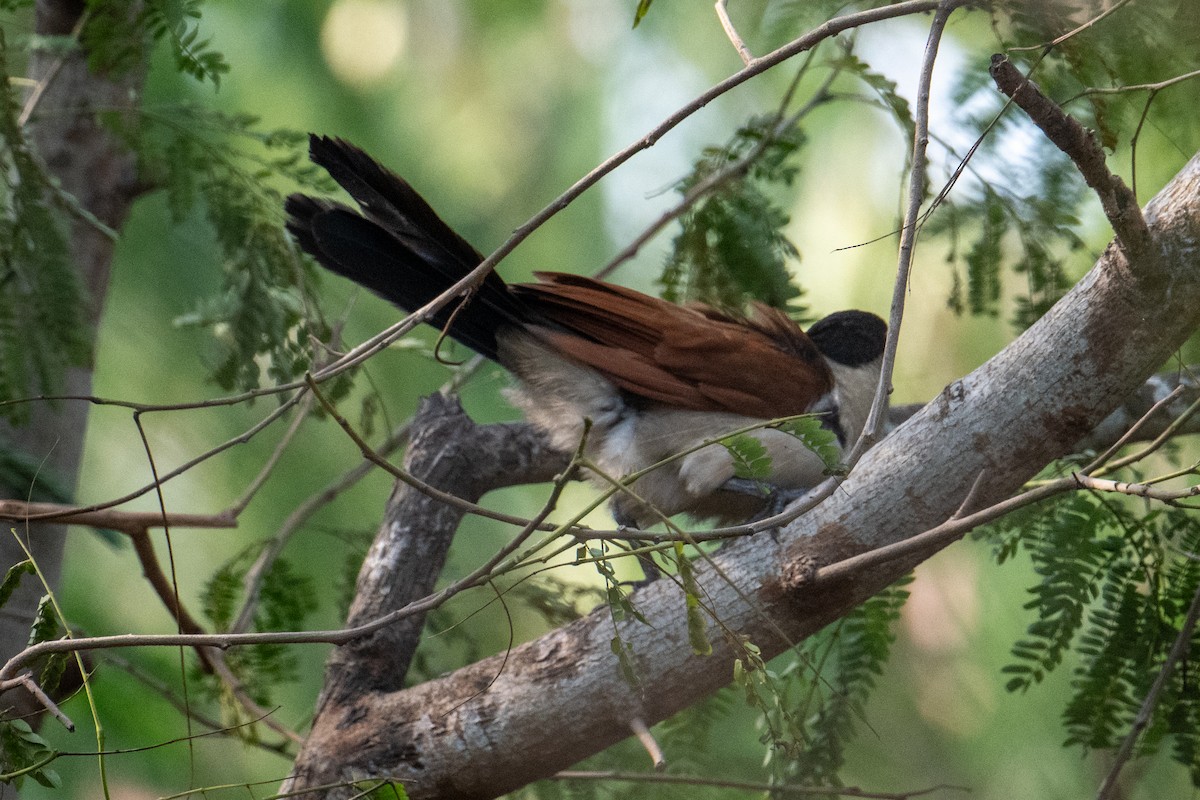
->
(857, 0, 956, 453)
(1096, 578, 1200, 799)
(989, 54, 1154, 266)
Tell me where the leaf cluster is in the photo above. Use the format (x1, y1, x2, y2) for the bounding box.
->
(0, 0, 330, 419)
(722, 415, 842, 492)
(758, 578, 911, 790)
(201, 552, 317, 707)
(931, 0, 1200, 331)
(0, 719, 59, 790)
(993, 0, 1200, 158)
(129, 107, 340, 394)
(80, 0, 228, 87)
(988, 491, 1200, 784)
(660, 114, 808, 315)
(825, 47, 915, 149)
(0, 562, 69, 698)
(924, 58, 1089, 331)
(932, 164, 1085, 330)
(0, 559, 68, 790)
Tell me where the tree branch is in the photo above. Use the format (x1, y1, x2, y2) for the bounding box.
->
(281, 140, 1200, 798)
(858, 0, 955, 452)
(307, 392, 569, 716)
(0, 502, 235, 532)
(989, 54, 1154, 266)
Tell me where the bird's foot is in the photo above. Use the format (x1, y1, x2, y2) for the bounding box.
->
(719, 478, 808, 531)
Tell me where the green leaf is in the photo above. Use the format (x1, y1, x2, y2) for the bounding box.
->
(677, 546, 712, 656)
(773, 415, 842, 473)
(0, 560, 33, 609)
(28, 595, 58, 646)
(1, 718, 60, 789)
(721, 433, 772, 484)
(632, 0, 654, 28)
(660, 115, 807, 314)
(610, 635, 641, 690)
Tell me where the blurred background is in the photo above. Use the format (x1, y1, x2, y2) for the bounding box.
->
(6, 0, 1197, 797)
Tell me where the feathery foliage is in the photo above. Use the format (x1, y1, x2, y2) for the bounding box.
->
(145, 108, 337, 393)
(0, 559, 61, 789)
(986, 489, 1200, 784)
(660, 114, 807, 314)
(80, 0, 228, 87)
(0, 719, 59, 789)
(200, 552, 317, 708)
(928, 123, 1087, 330)
(933, 0, 1200, 331)
(991, 0, 1200, 159)
(758, 578, 911, 790)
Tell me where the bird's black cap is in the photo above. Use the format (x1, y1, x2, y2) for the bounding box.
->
(807, 310, 887, 367)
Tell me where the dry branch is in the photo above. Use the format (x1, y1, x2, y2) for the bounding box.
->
(989, 54, 1154, 264)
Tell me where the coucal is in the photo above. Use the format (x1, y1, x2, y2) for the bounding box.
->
(286, 135, 887, 529)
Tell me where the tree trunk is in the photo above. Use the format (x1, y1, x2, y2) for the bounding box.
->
(0, 0, 143, 721)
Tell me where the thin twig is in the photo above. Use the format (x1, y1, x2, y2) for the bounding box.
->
(304, 375, 565, 532)
(7, 390, 306, 522)
(950, 470, 989, 520)
(126, 529, 212, 645)
(1096, 391, 1200, 476)
(131, 409, 204, 767)
(14, 673, 74, 731)
(95, 651, 270, 746)
(230, 357, 485, 635)
(854, 2, 957, 458)
(592, 63, 837, 280)
(0, 500, 235, 532)
(1096, 580, 1200, 800)
(1082, 385, 1186, 473)
(1073, 473, 1200, 506)
(1008, 0, 1135, 52)
(228, 388, 314, 516)
(715, 0, 754, 65)
(207, 655, 304, 745)
(810, 479, 1071, 587)
(1066, 66, 1200, 103)
(629, 718, 666, 770)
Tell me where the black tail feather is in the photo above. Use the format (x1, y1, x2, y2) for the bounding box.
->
(286, 135, 526, 361)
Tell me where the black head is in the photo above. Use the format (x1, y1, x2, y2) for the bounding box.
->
(806, 310, 887, 367)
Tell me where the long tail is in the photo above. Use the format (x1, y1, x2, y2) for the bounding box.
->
(285, 134, 523, 360)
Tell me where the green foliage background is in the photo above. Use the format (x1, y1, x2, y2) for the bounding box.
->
(0, 0, 1197, 797)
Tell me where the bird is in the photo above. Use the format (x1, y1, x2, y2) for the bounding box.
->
(286, 134, 887, 530)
